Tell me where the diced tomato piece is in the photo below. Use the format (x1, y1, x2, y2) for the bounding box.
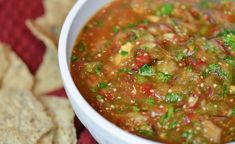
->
(100, 89, 114, 101)
(134, 51, 152, 69)
(75, 61, 84, 71)
(87, 74, 98, 87)
(137, 24, 148, 29)
(187, 58, 207, 72)
(140, 83, 154, 96)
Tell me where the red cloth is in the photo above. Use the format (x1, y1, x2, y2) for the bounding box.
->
(0, 0, 97, 143)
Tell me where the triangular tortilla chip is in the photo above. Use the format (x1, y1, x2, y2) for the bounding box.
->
(33, 43, 63, 95)
(26, 0, 76, 46)
(0, 89, 53, 144)
(0, 42, 9, 82)
(40, 96, 77, 144)
(0, 129, 26, 144)
(38, 130, 54, 144)
(1, 44, 34, 90)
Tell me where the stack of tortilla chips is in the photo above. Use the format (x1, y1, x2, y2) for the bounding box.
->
(0, 0, 77, 143)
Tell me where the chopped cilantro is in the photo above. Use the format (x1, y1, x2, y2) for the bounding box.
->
(221, 84, 228, 96)
(113, 26, 120, 34)
(228, 107, 235, 116)
(138, 123, 153, 136)
(217, 29, 235, 37)
(133, 106, 140, 112)
(119, 68, 132, 73)
(203, 41, 218, 52)
(143, 19, 150, 25)
(120, 50, 129, 56)
(139, 64, 155, 76)
(146, 98, 156, 106)
(186, 66, 193, 72)
(160, 106, 174, 125)
(199, 0, 209, 8)
(77, 42, 86, 52)
(169, 120, 178, 129)
(156, 3, 174, 16)
(98, 82, 108, 89)
(95, 64, 102, 75)
(182, 131, 191, 138)
(223, 33, 235, 52)
(218, 29, 235, 52)
(205, 64, 227, 79)
(91, 87, 97, 93)
(175, 51, 187, 61)
(157, 72, 172, 82)
(71, 54, 78, 62)
(165, 93, 183, 103)
(225, 56, 235, 67)
(127, 23, 137, 28)
(96, 95, 104, 102)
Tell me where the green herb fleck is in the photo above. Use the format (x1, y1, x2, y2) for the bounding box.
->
(113, 26, 120, 34)
(157, 72, 172, 82)
(175, 51, 187, 61)
(199, 0, 209, 8)
(143, 19, 149, 25)
(186, 66, 193, 72)
(71, 54, 78, 62)
(120, 50, 129, 56)
(156, 3, 174, 16)
(169, 120, 178, 129)
(217, 29, 235, 37)
(146, 98, 156, 106)
(96, 95, 104, 102)
(77, 42, 86, 52)
(133, 106, 140, 112)
(98, 82, 108, 89)
(95, 64, 102, 75)
(223, 33, 235, 52)
(228, 107, 235, 116)
(139, 64, 155, 76)
(221, 84, 228, 96)
(119, 68, 132, 74)
(203, 41, 218, 52)
(165, 93, 183, 103)
(205, 64, 227, 79)
(225, 56, 235, 67)
(160, 106, 174, 125)
(138, 123, 153, 137)
(91, 87, 97, 93)
(182, 131, 191, 138)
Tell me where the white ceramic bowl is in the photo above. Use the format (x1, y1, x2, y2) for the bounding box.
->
(58, 0, 159, 144)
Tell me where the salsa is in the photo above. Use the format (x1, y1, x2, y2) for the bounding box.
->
(71, 0, 235, 143)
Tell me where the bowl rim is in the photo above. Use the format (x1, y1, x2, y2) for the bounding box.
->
(58, 0, 159, 144)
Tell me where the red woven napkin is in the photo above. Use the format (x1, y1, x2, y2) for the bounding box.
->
(0, 0, 97, 143)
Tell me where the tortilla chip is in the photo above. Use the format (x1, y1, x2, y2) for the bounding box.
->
(1, 45, 34, 90)
(26, 0, 76, 46)
(0, 89, 53, 144)
(38, 130, 54, 144)
(33, 43, 63, 95)
(41, 96, 77, 144)
(0, 129, 26, 144)
(0, 43, 10, 82)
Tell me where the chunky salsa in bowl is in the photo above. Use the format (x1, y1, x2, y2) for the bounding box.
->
(70, 0, 235, 143)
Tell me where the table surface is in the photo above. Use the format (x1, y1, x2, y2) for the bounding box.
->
(0, 0, 97, 143)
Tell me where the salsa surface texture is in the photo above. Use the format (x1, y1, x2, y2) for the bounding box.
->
(71, 0, 235, 143)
